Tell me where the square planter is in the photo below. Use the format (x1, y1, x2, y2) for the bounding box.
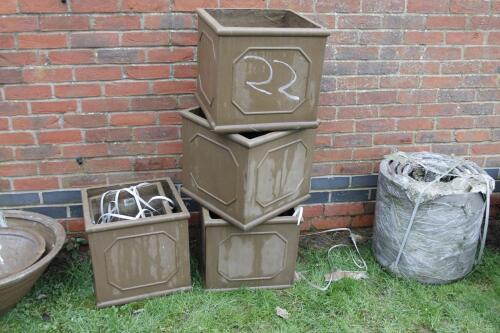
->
(181, 107, 315, 231)
(196, 8, 329, 133)
(82, 178, 192, 308)
(201, 207, 300, 290)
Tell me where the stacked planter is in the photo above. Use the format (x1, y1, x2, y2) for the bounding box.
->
(182, 8, 329, 290)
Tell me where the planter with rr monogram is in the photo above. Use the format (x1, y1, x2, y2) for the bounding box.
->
(196, 9, 329, 133)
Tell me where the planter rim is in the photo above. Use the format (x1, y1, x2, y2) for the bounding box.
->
(83, 178, 190, 234)
(181, 107, 297, 148)
(0, 210, 65, 288)
(201, 207, 299, 227)
(197, 8, 330, 37)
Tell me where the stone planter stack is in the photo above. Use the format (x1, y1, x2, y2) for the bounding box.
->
(182, 8, 329, 290)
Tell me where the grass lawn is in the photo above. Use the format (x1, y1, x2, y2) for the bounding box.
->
(1, 239, 499, 333)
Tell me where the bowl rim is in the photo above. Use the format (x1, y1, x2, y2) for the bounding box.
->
(0, 210, 66, 288)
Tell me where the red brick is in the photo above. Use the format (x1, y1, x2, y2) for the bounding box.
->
(421, 104, 458, 116)
(121, 0, 168, 11)
(31, 101, 77, 114)
(314, 149, 352, 162)
(337, 15, 381, 29)
(153, 80, 196, 94)
(351, 215, 374, 228)
(0, 102, 27, 116)
(4, 85, 52, 100)
(475, 116, 500, 128)
(450, 0, 490, 14)
(39, 130, 82, 144)
(105, 82, 149, 97)
(55, 84, 101, 98)
(144, 14, 196, 30)
(71, 0, 119, 12)
(23, 68, 72, 83)
(62, 144, 108, 158)
(19, 0, 67, 13)
(404, 31, 443, 44)
(465, 47, 500, 59)
(158, 112, 182, 125)
(320, 92, 356, 106)
(416, 131, 452, 143)
(220, 0, 266, 8)
(398, 118, 434, 130)
(109, 142, 157, 156)
(130, 96, 177, 111)
(357, 91, 398, 105)
(0, 0, 16, 14)
(0, 69, 22, 84)
(61, 174, 107, 188)
(421, 76, 462, 88)
(0, 118, 9, 130)
(82, 99, 129, 113)
(0, 163, 37, 177)
(362, 0, 404, 12)
(40, 15, 89, 31)
(456, 130, 490, 142)
(426, 16, 466, 29)
(353, 147, 391, 160)
(15, 145, 61, 160)
(48, 50, 95, 65)
(314, 134, 332, 147)
(86, 158, 133, 172)
(86, 128, 132, 142)
(125, 65, 170, 80)
(324, 202, 365, 217)
(18, 33, 67, 49)
(134, 157, 177, 171)
(380, 105, 418, 117)
(407, 0, 449, 13)
(0, 35, 15, 49)
(438, 117, 474, 129)
(268, 0, 314, 11)
(380, 76, 418, 89)
(172, 0, 217, 11)
(71, 32, 119, 48)
(75, 66, 122, 81)
(447, 32, 484, 45)
(173, 64, 197, 78)
(133, 126, 179, 141)
(157, 141, 183, 154)
(374, 133, 413, 145)
(400, 62, 439, 74)
(337, 77, 378, 90)
(12, 116, 59, 130)
(471, 16, 500, 29)
(398, 90, 437, 104)
(442, 61, 481, 74)
(0, 132, 35, 145)
(148, 47, 194, 63)
(122, 32, 169, 46)
(334, 134, 372, 148)
(0, 16, 38, 33)
(177, 95, 198, 108)
(489, 32, 500, 45)
(63, 114, 107, 128)
(14, 177, 59, 191)
(356, 119, 395, 132)
(471, 143, 500, 155)
(94, 16, 141, 30)
(171, 31, 198, 46)
(110, 113, 156, 126)
(0, 51, 39, 66)
(66, 218, 85, 232)
(318, 121, 354, 133)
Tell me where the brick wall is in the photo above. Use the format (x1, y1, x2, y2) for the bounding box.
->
(0, 0, 498, 234)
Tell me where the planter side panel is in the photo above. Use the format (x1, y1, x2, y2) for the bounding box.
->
(203, 215, 299, 290)
(89, 219, 191, 307)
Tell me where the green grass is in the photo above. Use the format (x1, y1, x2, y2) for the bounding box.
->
(1, 244, 499, 333)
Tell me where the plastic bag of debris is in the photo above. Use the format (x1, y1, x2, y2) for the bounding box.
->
(373, 152, 495, 284)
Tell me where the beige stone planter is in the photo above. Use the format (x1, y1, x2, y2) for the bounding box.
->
(181, 107, 314, 231)
(201, 207, 300, 290)
(82, 178, 191, 308)
(196, 8, 329, 133)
